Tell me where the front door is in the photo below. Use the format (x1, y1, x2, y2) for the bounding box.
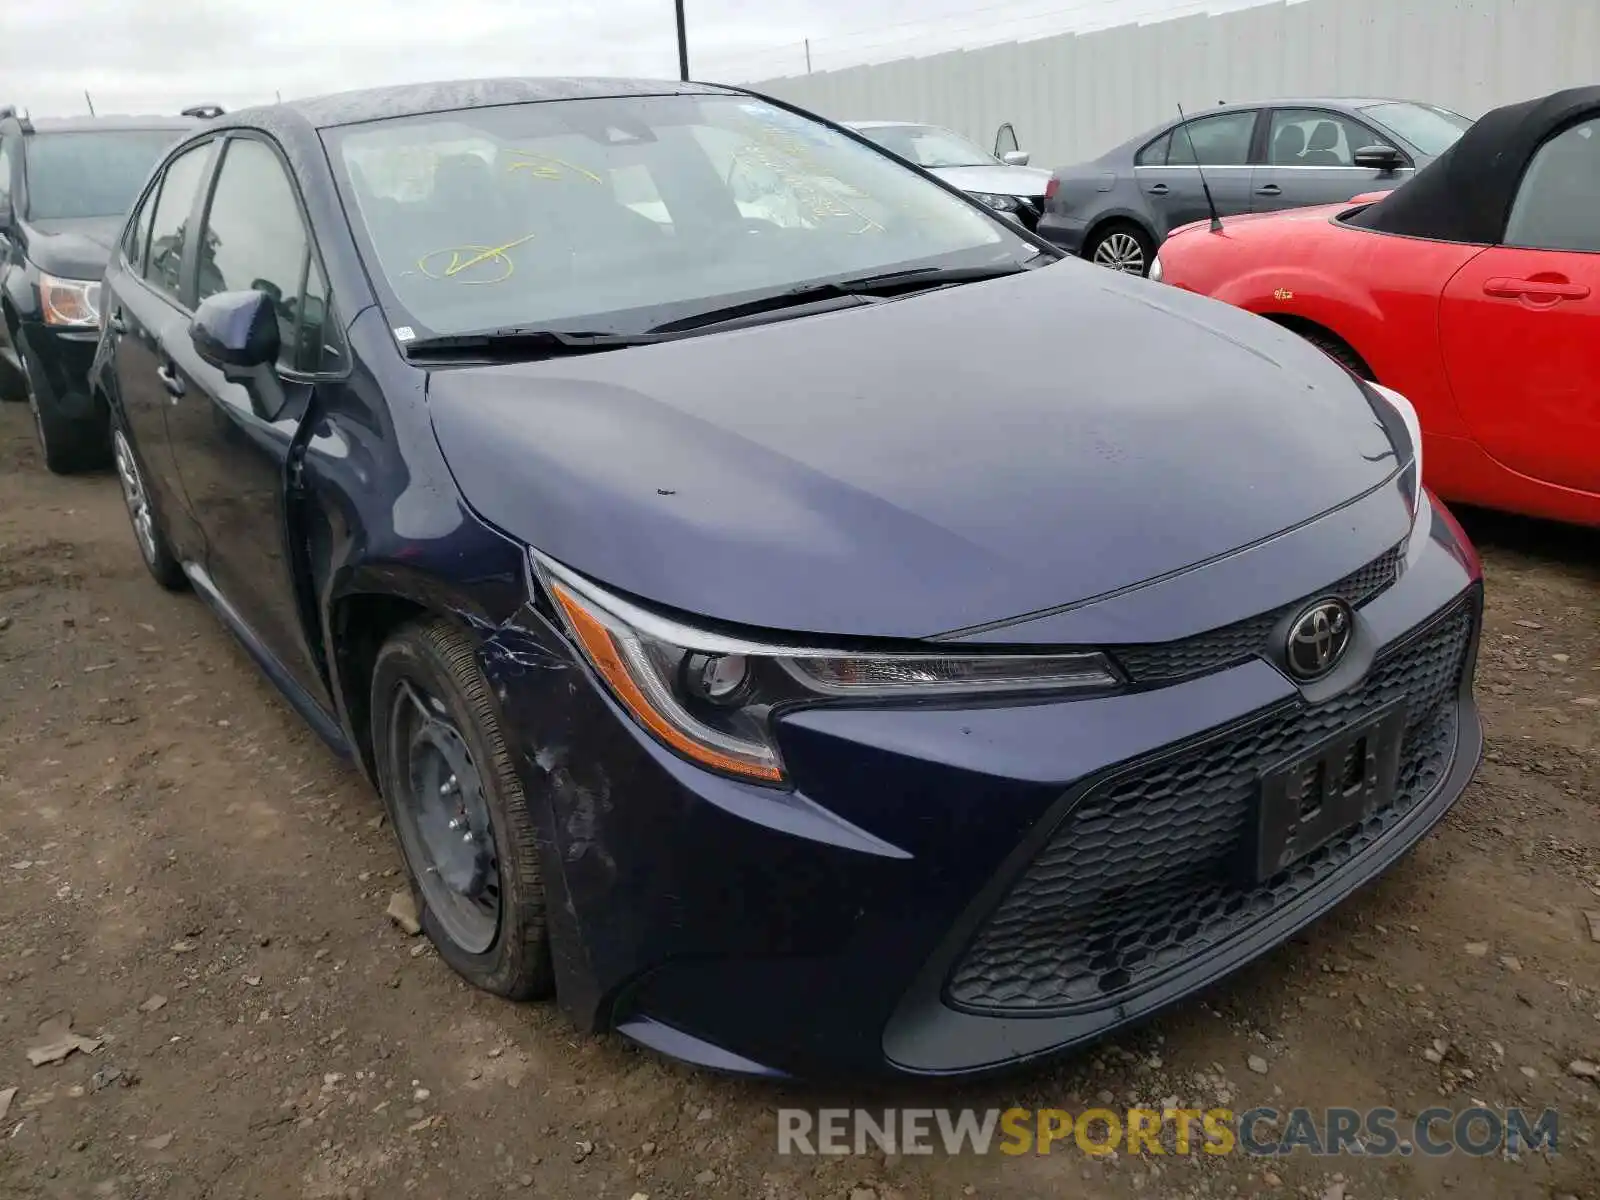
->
(1251, 108, 1412, 213)
(161, 133, 339, 713)
(1438, 116, 1600, 494)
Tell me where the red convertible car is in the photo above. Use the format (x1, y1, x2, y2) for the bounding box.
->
(1154, 86, 1600, 528)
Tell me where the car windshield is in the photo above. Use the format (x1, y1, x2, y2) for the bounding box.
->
(858, 124, 998, 168)
(325, 95, 1026, 340)
(24, 130, 185, 220)
(1359, 102, 1474, 156)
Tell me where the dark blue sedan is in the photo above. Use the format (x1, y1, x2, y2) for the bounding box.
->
(89, 77, 1483, 1080)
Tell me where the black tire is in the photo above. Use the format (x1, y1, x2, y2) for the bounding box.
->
(1298, 327, 1374, 381)
(1085, 221, 1155, 277)
(371, 618, 554, 1000)
(20, 346, 110, 474)
(110, 409, 187, 591)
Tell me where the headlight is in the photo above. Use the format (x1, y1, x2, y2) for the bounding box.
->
(40, 273, 102, 327)
(1363, 381, 1424, 519)
(969, 191, 1020, 212)
(533, 552, 1120, 786)
(1148, 254, 1164, 283)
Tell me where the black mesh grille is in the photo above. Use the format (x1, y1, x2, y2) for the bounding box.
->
(1112, 545, 1403, 684)
(947, 592, 1474, 1016)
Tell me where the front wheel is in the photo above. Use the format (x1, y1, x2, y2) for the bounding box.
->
(1086, 222, 1155, 276)
(371, 618, 554, 1000)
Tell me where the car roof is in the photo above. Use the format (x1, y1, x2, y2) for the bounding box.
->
(848, 120, 933, 130)
(243, 76, 737, 131)
(5, 114, 200, 133)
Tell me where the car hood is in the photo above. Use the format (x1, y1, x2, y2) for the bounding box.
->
(22, 216, 122, 280)
(428, 261, 1400, 639)
(927, 163, 1053, 197)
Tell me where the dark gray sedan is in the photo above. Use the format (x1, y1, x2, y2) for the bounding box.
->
(1038, 97, 1474, 275)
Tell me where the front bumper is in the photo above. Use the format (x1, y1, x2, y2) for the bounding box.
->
(480, 495, 1482, 1080)
(18, 318, 103, 421)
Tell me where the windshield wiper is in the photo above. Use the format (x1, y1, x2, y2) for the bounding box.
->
(403, 327, 665, 360)
(649, 261, 1033, 336)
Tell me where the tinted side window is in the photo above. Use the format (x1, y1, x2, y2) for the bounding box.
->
(145, 141, 217, 302)
(1135, 132, 1170, 166)
(1166, 112, 1256, 166)
(198, 138, 311, 366)
(0, 137, 13, 207)
(1504, 119, 1600, 253)
(1268, 109, 1393, 167)
(122, 183, 158, 271)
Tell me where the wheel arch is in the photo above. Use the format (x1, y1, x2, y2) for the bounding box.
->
(1256, 312, 1377, 380)
(1084, 211, 1156, 252)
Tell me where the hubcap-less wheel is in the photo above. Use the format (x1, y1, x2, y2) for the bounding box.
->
(113, 429, 159, 566)
(390, 680, 501, 954)
(1092, 231, 1147, 274)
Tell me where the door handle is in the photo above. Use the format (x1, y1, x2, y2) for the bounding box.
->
(109, 310, 126, 334)
(1255, 184, 1282, 196)
(156, 363, 185, 399)
(1146, 183, 1169, 195)
(1483, 276, 1590, 301)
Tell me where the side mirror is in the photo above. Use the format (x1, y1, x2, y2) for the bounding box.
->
(1353, 145, 1404, 172)
(189, 289, 279, 377)
(1001, 149, 1031, 167)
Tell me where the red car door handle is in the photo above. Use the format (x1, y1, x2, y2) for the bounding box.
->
(1483, 276, 1591, 300)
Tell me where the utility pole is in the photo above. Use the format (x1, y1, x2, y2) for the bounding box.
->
(675, 0, 689, 81)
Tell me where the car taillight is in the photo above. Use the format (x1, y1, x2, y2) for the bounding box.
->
(1044, 178, 1059, 201)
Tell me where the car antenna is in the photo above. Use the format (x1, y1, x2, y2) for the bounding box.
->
(84, 90, 95, 116)
(1176, 102, 1223, 234)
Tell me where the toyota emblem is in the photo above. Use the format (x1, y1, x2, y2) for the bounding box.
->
(1284, 599, 1354, 680)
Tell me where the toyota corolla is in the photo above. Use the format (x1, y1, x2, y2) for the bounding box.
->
(89, 77, 1482, 1080)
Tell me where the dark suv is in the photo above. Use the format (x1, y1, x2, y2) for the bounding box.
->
(1, 111, 203, 471)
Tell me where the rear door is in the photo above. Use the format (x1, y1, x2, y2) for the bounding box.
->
(1135, 109, 1260, 238)
(1252, 107, 1412, 212)
(1438, 116, 1600, 493)
(162, 132, 340, 712)
(106, 137, 218, 560)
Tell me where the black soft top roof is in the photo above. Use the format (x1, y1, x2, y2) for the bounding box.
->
(1347, 86, 1600, 244)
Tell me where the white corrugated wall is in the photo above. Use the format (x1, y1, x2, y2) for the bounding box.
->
(746, 0, 1600, 169)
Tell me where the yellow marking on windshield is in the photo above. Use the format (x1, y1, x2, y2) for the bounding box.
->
(506, 152, 602, 184)
(417, 233, 537, 285)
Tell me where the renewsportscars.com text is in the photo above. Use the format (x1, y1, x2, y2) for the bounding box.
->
(777, 1106, 1560, 1158)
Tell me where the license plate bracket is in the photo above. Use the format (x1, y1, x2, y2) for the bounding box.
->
(1253, 704, 1408, 883)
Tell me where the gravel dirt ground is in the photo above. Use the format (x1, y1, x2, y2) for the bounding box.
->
(1, 400, 1598, 1200)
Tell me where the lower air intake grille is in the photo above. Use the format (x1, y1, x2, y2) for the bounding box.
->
(946, 591, 1474, 1015)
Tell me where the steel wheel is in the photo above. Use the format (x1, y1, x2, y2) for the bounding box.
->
(113, 429, 159, 567)
(388, 679, 501, 955)
(1092, 231, 1147, 274)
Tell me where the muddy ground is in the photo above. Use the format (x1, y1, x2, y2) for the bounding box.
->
(0, 400, 1597, 1200)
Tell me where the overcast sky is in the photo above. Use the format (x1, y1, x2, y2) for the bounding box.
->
(2, 0, 1262, 118)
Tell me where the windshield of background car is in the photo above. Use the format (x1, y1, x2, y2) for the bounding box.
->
(1359, 102, 1474, 156)
(860, 124, 997, 168)
(24, 130, 185, 220)
(325, 94, 1024, 339)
